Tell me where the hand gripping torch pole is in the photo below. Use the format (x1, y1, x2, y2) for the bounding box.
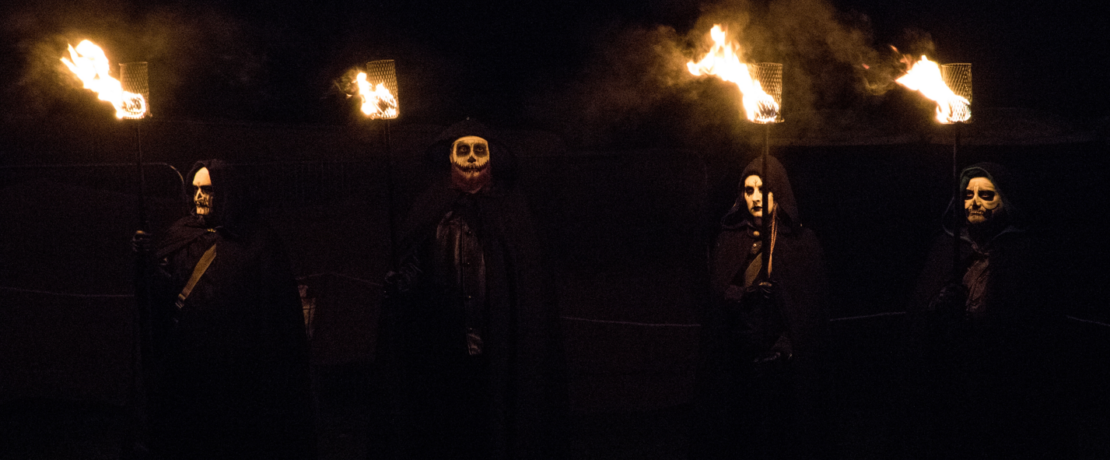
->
(121, 61, 153, 459)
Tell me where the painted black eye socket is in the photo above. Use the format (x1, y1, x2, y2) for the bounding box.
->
(964, 190, 975, 199)
(979, 191, 996, 200)
(744, 186, 756, 195)
(193, 186, 213, 194)
(473, 144, 487, 155)
(456, 145, 471, 156)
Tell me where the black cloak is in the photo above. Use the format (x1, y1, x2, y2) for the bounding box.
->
(909, 161, 1039, 322)
(690, 156, 830, 460)
(903, 162, 1057, 458)
(374, 120, 567, 460)
(149, 160, 315, 460)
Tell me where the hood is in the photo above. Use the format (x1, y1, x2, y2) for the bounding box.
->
(185, 159, 257, 234)
(721, 155, 800, 230)
(942, 161, 1030, 241)
(425, 118, 518, 187)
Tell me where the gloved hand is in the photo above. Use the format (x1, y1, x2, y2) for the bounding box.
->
(131, 230, 154, 254)
(383, 264, 420, 299)
(754, 334, 793, 364)
(742, 280, 776, 304)
(752, 334, 793, 378)
(928, 282, 967, 318)
(383, 271, 405, 298)
(732, 279, 785, 362)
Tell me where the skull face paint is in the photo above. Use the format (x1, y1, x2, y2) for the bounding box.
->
(743, 175, 775, 223)
(192, 167, 214, 216)
(450, 135, 491, 193)
(964, 177, 1003, 225)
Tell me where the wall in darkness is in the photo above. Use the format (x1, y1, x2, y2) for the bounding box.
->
(1, 116, 1107, 414)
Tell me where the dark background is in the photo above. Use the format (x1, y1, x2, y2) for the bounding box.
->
(2, 0, 1108, 458)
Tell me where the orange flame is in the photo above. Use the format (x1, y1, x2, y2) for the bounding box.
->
(355, 72, 398, 119)
(896, 55, 970, 124)
(687, 25, 780, 124)
(61, 40, 146, 119)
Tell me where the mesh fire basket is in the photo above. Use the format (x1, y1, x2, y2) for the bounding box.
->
(748, 62, 784, 124)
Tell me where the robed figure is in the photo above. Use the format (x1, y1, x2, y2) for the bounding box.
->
(374, 120, 567, 460)
(146, 160, 315, 460)
(690, 156, 830, 460)
(903, 162, 1059, 458)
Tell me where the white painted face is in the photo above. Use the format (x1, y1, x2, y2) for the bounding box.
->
(743, 175, 774, 220)
(451, 136, 491, 181)
(964, 177, 1003, 225)
(192, 167, 213, 216)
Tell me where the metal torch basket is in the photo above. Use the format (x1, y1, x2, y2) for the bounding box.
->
(941, 63, 972, 123)
(365, 59, 399, 120)
(748, 62, 784, 124)
(120, 61, 150, 118)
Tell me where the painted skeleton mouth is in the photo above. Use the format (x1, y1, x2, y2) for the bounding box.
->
(455, 164, 489, 173)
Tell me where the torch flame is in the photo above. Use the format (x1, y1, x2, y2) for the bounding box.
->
(355, 72, 398, 119)
(687, 25, 780, 124)
(61, 40, 147, 119)
(896, 55, 970, 124)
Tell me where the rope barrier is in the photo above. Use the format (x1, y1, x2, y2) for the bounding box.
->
(4, 285, 1108, 330)
(559, 316, 700, 328)
(296, 272, 381, 287)
(829, 311, 906, 322)
(0, 286, 133, 298)
(1065, 315, 1110, 328)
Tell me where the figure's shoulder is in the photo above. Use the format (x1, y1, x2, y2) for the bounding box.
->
(165, 215, 198, 232)
(989, 229, 1040, 264)
(713, 227, 748, 246)
(156, 216, 206, 253)
(994, 228, 1036, 247)
(498, 187, 534, 211)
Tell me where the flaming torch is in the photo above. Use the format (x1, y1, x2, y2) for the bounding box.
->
(356, 71, 399, 120)
(61, 40, 151, 229)
(896, 56, 971, 124)
(687, 25, 783, 124)
(350, 60, 401, 267)
(61, 40, 148, 120)
(688, 25, 784, 280)
(897, 56, 972, 279)
(62, 39, 154, 452)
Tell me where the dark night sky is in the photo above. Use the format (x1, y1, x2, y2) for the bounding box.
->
(1, 0, 1106, 138)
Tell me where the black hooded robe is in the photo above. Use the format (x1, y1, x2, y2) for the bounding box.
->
(148, 160, 315, 460)
(374, 121, 567, 460)
(902, 162, 1057, 458)
(690, 156, 830, 460)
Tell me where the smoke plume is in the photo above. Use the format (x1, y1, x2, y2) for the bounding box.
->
(2, 0, 268, 120)
(530, 0, 938, 149)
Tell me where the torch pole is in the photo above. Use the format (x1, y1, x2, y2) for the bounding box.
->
(951, 123, 962, 281)
(134, 122, 148, 232)
(760, 123, 771, 281)
(384, 120, 399, 271)
(129, 118, 153, 459)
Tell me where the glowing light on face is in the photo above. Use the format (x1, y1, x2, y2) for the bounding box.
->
(744, 175, 775, 220)
(687, 25, 780, 123)
(964, 177, 1003, 225)
(192, 167, 213, 216)
(451, 136, 490, 178)
(355, 72, 398, 119)
(896, 55, 970, 124)
(450, 135, 491, 193)
(60, 40, 147, 119)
